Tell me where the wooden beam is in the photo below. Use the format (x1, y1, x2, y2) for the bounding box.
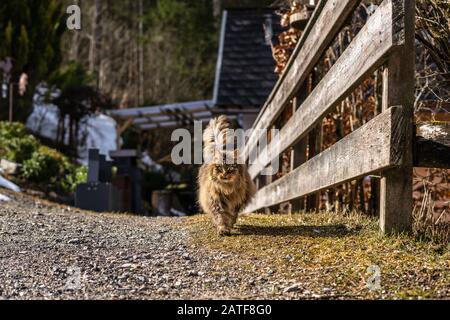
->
(306, 125, 321, 211)
(244, 107, 404, 213)
(138, 118, 233, 130)
(248, 0, 399, 179)
(379, 0, 415, 234)
(416, 123, 450, 146)
(243, 0, 359, 162)
(290, 96, 308, 212)
(414, 123, 450, 168)
(133, 112, 212, 125)
(116, 118, 134, 150)
(290, 138, 307, 212)
(415, 137, 450, 169)
(108, 100, 214, 120)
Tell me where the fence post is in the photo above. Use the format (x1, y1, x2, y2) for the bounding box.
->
(379, 0, 415, 234)
(286, 96, 308, 213)
(291, 88, 311, 213)
(306, 125, 321, 211)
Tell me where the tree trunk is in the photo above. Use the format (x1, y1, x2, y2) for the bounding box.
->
(213, 0, 222, 17)
(138, 0, 145, 106)
(90, 0, 103, 88)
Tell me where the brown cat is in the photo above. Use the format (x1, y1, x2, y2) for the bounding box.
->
(198, 116, 256, 236)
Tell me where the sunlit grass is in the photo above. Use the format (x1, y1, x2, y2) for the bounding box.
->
(185, 211, 450, 299)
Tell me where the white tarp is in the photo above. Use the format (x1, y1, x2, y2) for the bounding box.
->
(0, 193, 11, 202)
(0, 175, 21, 193)
(26, 84, 118, 165)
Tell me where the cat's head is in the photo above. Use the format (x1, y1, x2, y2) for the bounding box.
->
(208, 148, 245, 183)
(211, 163, 241, 183)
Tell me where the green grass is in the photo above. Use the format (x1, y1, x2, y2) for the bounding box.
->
(185, 211, 450, 299)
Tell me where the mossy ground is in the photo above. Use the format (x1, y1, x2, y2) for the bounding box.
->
(185, 212, 450, 299)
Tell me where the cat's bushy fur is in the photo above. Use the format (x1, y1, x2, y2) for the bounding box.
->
(198, 116, 255, 236)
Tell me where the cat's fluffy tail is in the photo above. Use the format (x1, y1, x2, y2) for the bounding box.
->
(203, 115, 232, 162)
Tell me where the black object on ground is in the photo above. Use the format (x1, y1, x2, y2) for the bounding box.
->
(75, 149, 120, 213)
(75, 148, 144, 214)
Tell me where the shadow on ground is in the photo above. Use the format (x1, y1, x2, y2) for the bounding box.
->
(235, 224, 360, 238)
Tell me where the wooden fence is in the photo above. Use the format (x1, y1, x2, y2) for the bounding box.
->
(243, 0, 450, 234)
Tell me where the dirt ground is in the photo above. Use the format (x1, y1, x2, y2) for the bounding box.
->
(0, 188, 449, 300)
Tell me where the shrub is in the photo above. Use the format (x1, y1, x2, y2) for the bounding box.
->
(0, 122, 38, 163)
(61, 165, 88, 193)
(22, 146, 87, 193)
(0, 122, 28, 139)
(0, 121, 88, 195)
(22, 149, 61, 184)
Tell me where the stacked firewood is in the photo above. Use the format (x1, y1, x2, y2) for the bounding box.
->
(270, 2, 304, 75)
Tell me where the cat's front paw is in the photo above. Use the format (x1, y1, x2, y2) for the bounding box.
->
(217, 226, 232, 237)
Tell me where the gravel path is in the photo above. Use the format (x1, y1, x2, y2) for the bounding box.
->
(1, 190, 449, 300)
(0, 192, 294, 300)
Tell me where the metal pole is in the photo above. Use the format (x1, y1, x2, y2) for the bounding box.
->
(9, 82, 13, 123)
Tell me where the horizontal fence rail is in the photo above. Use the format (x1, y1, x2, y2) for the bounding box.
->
(245, 107, 403, 212)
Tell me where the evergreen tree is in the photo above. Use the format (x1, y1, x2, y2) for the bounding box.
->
(0, 0, 66, 121)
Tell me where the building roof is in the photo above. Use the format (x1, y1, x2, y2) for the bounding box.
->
(213, 8, 282, 108)
(106, 100, 255, 130)
(107, 100, 216, 130)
